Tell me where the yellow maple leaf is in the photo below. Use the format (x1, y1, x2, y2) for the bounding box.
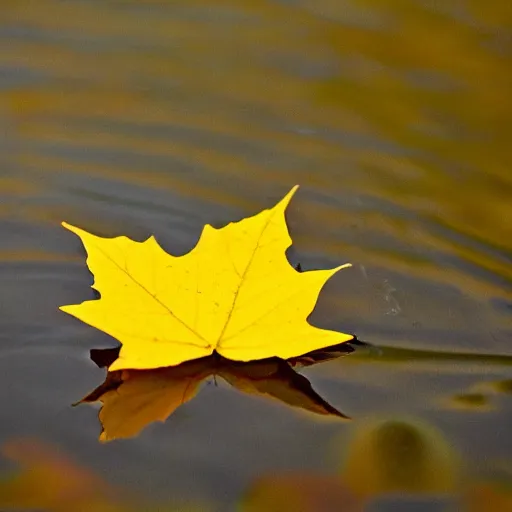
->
(60, 185, 353, 370)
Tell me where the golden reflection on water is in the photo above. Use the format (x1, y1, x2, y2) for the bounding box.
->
(2, 417, 512, 511)
(1, 1, 510, 302)
(0, 1, 511, 506)
(0, 438, 208, 511)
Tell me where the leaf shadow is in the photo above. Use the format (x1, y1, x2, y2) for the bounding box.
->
(78, 340, 361, 442)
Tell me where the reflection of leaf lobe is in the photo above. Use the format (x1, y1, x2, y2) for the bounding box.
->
(79, 342, 357, 441)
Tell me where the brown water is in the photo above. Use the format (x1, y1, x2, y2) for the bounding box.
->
(0, 1, 511, 510)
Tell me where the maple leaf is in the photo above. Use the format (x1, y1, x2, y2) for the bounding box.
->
(60, 185, 353, 370)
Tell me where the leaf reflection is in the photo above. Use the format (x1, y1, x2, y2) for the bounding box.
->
(78, 343, 355, 442)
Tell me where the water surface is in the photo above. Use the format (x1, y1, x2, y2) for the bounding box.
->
(0, 1, 511, 509)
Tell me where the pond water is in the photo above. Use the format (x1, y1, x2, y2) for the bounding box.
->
(0, 0, 511, 510)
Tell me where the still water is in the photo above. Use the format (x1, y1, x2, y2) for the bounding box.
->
(0, 1, 511, 510)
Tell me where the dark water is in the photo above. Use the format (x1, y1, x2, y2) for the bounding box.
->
(0, 1, 511, 510)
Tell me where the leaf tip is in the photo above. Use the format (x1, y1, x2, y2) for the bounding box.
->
(61, 221, 84, 237)
(145, 234, 158, 244)
(278, 184, 300, 211)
